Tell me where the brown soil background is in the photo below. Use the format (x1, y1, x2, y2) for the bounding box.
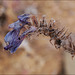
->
(0, 1, 75, 74)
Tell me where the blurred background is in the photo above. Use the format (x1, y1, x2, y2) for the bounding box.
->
(0, 0, 75, 74)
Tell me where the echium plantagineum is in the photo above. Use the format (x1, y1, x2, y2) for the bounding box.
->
(4, 14, 36, 54)
(4, 14, 75, 58)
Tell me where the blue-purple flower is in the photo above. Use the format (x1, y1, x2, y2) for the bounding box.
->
(4, 14, 36, 53)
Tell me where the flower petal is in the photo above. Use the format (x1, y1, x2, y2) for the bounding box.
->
(4, 26, 36, 53)
(18, 14, 30, 22)
(9, 20, 21, 29)
(4, 29, 20, 43)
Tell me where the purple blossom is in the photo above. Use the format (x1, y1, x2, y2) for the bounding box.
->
(9, 14, 30, 29)
(4, 14, 36, 53)
(4, 26, 36, 54)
